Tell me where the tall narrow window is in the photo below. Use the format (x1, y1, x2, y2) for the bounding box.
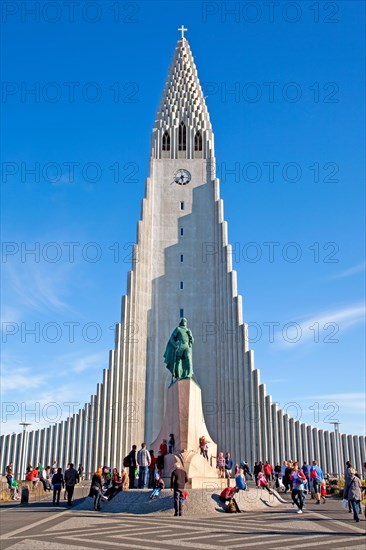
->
(180, 308, 184, 318)
(180, 201, 184, 210)
(180, 281, 184, 290)
(180, 227, 184, 236)
(180, 254, 184, 262)
(194, 131, 202, 151)
(162, 130, 170, 151)
(178, 121, 186, 151)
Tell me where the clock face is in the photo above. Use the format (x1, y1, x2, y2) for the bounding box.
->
(174, 169, 191, 185)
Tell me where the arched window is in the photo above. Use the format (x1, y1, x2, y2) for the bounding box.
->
(178, 122, 186, 151)
(194, 131, 202, 151)
(162, 130, 170, 151)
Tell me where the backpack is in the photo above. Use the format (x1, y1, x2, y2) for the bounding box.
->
(123, 455, 131, 468)
(297, 469, 306, 481)
(225, 499, 237, 513)
(310, 469, 318, 479)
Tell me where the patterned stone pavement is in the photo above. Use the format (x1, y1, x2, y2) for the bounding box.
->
(1, 492, 365, 550)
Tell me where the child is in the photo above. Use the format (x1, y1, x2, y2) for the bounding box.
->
(235, 468, 247, 491)
(159, 440, 168, 455)
(215, 452, 225, 478)
(199, 436, 209, 460)
(168, 434, 175, 454)
(150, 473, 165, 499)
(203, 440, 209, 460)
(257, 471, 272, 494)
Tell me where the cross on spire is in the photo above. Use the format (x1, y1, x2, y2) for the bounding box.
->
(178, 25, 188, 39)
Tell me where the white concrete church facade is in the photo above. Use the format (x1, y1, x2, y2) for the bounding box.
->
(1, 31, 365, 478)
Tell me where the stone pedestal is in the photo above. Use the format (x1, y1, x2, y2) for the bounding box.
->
(150, 378, 220, 486)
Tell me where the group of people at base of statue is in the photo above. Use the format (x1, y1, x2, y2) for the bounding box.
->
(218, 458, 366, 522)
(124, 437, 175, 491)
(89, 466, 130, 510)
(88, 457, 188, 517)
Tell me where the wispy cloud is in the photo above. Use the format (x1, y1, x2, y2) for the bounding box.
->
(2, 262, 72, 314)
(0, 361, 46, 392)
(330, 261, 366, 280)
(276, 303, 365, 348)
(0, 351, 106, 434)
(0, 305, 22, 325)
(58, 351, 105, 374)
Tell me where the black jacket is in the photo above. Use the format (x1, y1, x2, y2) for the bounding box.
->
(171, 467, 188, 491)
(52, 473, 64, 487)
(129, 449, 137, 469)
(65, 468, 78, 486)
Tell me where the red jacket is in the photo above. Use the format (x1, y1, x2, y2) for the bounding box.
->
(220, 486, 236, 499)
(26, 469, 39, 481)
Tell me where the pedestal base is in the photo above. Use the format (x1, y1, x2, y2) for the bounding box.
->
(150, 379, 219, 483)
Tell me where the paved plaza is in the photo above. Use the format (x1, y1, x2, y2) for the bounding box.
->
(1, 487, 365, 550)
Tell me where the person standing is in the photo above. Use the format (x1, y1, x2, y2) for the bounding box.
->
(290, 462, 306, 514)
(168, 434, 175, 454)
(274, 462, 281, 487)
(64, 463, 78, 506)
(170, 463, 188, 517)
(283, 461, 293, 493)
(225, 452, 233, 479)
(310, 460, 324, 505)
(344, 468, 362, 523)
(263, 461, 273, 483)
(344, 461, 354, 513)
(137, 443, 151, 489)
(253, 462, 262, 486)
(128, 445, 137, 489)
(301, 461, 311, 492)
(148, 450, 157, 488)
(52, 468, 64, 506)
(215, 452, 226, 478)
(77, 464, 84, 481)
(89, 468, 108, 510)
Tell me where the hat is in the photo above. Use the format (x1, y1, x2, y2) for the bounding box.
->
(155, 473, 160, 479)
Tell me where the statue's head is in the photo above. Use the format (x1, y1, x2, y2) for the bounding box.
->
(179, 317, 187, 327)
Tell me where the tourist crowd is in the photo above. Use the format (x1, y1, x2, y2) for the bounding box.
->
(4, 438, 365, 523)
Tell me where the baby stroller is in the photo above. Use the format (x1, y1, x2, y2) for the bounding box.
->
(276, 476, 285, 492)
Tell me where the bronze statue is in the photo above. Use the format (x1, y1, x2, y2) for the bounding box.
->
(164, 318, 194, 382)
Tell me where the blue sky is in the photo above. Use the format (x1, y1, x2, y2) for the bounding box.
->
(1, 1, 365, 438)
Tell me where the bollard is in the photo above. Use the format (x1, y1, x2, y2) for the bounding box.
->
(21, 486, 29, 505)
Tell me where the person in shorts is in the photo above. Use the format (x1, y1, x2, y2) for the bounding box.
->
(310, 460, 324, 504)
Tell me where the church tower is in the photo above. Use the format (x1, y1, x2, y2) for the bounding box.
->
(1, 29, 364, 479)
(124, 27, 250, 458)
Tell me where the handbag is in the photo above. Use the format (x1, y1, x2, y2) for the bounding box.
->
(341, 499, 348, 509)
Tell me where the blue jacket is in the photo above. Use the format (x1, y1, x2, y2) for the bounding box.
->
(225, 458, 233, 470)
